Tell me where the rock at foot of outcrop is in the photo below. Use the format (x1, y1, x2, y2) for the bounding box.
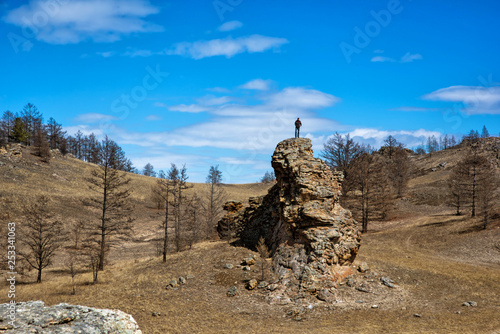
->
(0, 301, 142, 333)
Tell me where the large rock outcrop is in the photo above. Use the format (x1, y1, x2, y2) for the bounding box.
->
(0, 301, 142, 333)
(218, 138, 361, 295)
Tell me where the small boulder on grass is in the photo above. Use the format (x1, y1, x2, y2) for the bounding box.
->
(242, 257, 256, 266)
(246, 279, 258, 290)
(358, 262, 370, 273)
(227, 286, 238, 297)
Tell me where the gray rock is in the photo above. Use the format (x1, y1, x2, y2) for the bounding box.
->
(356, 286, 371, 293)
(242, 266, 251, 271)
(227, 286, 238, 297)
(462, 301, 477, 307)
(224, 263, 234, 269)
(186, 275, 195, 279)
(358, 262, 370, 273)
(178, 277, 186, 285)
(346, 277, 355, 287)
(267, 284, 279, 291)
(258, 281, 269, 289)
(0, 301, 141, 333)
(317, 289, 334, 302)
(414, 314, 422, 318)
(381, 277, 395, 288)
(166, 279, 178, 289)
(371, 305, 379, 309)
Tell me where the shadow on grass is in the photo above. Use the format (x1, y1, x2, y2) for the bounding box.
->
(420, 216, 467, 228)
(457, 223, 486, 234)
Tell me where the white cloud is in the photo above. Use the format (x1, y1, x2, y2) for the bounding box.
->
(240, 79, 272, 91)
(167, 34, 289, 59)
(371, 52, 422, 63)
(401, 52, 423, 63)
(3, 0, 163, 44)
(267, 87, 339, 109)
(96, 51, 115, 57)
(217, 20, 243, 32)
(423, 85, 500, 115)
(390, 106, 440, 112)
(347, 128, 442, 148)
(197, 95, 233, 106)
(167, 104, 211, 113)
(75, 113, 117, 123)
(206, 87, 231, 93)
(146, 114, 161, 121)
(123, 49, 153, 57)
(371, 56, 396, 62)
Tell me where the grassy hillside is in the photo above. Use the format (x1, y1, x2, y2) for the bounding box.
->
(1, 141, 499, 333)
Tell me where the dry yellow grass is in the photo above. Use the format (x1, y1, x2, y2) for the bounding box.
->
(1, 144, 500, 333)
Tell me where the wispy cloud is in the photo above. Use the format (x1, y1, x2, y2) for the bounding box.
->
(390, 106, 440, 112)
(423, 85, 500, 115)
(347, 128, 441, 148)
(3, 0, 163, 44)
(217, 20, 243, 32)
(371, 56, 396, 62)
(75, 113, 117, 123)
(146, 114, 162, 121)
(401, 52, 423, 63)
(239, 79, 272, 91)
(371, 52, 422, 63)
(167, 34, 289, 59)
(96, 51, 115, 58)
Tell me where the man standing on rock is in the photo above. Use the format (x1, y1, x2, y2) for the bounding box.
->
(295, 118, 302, 138)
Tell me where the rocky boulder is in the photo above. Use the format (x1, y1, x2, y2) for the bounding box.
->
(218, 138, 361, 297)
(0, 301, 142, 333)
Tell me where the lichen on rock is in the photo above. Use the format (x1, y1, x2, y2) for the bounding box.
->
(0, 301, 142, 333)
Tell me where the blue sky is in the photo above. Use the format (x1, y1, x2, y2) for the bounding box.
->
(1, 0, 500, 183)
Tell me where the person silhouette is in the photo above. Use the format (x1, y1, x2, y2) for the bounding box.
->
(295, 118, 302, 138)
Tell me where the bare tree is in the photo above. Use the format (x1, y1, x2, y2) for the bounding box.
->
(20, 103, 43, 146)
(203, 165, 226, 239)
(481, 125, 490, 139)
(18, 196, 65, 283)
(185, 193, 202, 248)
(33, 127, 51, 162)
(143, 163, 156, 177)
(477, 165, 498, 229)
(84, 136, 134, 271)
(1, 110, 16, 144)
(427, 135, 439, 156)
(256, 237, 270, 281)
(152, 170, 175, 261)
(46, 117, 66, 150)
(383, 135, 404, 158)
(349, 153, 394, 233)
(448, 162, 469, 215)
(388, 148, 412, 198)
(321, 132, 365, 195)
(260, 171, 276, 183)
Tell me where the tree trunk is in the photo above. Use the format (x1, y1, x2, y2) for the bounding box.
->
(163, 195, 169, 262)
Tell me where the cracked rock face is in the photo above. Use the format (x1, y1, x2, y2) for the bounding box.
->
(218, 138, 361, 296)
(0, 301, 142, 333)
